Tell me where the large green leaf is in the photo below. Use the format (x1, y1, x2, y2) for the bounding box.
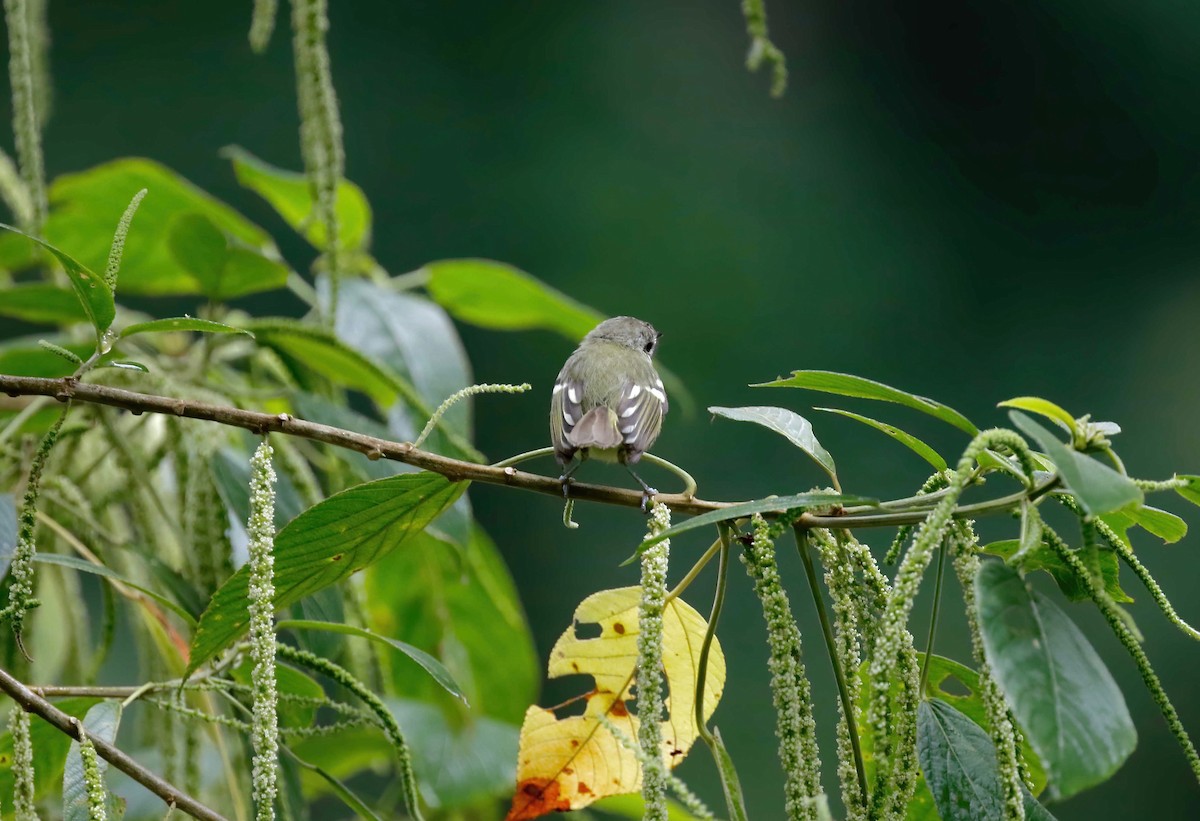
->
(423, 258, 603, 338)
(276, 618, 466, 703)
(45, 158, 280, 294)
(63, 701, 122, 821)
(364, 526, 538, 723)
(0, 223, 114, 341)
(981, 539, 1131, 604)
(975, 561, 1136, 798)
(815, 406, 947, 471)
(0, 698, 98, 801)
(166, 212, 290, 300)
(187, 472, 466, 675)
(225, 146, 372, 251)
(918, 699, 1057, 821)
(248, 319, 406, 410)
(0, 283, 88, 325)
(634, 492, 875, 555)
(708, 405, 837, 483)
(754, 370, 978, 435)
(1009, 412, 1142, 515)
(1101, 505, 1188, 545)
(335, 278, 473, 445)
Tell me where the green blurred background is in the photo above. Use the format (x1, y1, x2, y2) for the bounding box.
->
(11, 0, 1200, 817)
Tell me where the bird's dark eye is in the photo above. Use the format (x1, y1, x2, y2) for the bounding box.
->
(643, 341, 655, 353)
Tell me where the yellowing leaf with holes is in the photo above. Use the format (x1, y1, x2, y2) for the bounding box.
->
(506, 586, 725, 820)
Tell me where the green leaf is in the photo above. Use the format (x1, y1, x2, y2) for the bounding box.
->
(63, 701, 122, 821)
(0, 698, 98, 801)
(364, 526, 538, 723)
(0, 223, 114, 341)
(96, 359, 149, 373)
(276, 618, 466, 703)
(917, 699, 1057, 821)
(975, 561, 1136, 798)
(46, 158, 280, 295)
(814, 406, 947, 471)
(632, 492, 875, 558)
(1102, 505, 1188, 545)
(709, 405, 837, 483)
(754, 370, 978, 435)
(998, 396, 1077, 437)
(120, 316, 253, 338)
(919, 654, 1047, 793)
(248, 319, 405, 410)
(28, 552, 198, 625)
(1175, 475, 1200, 507)
(982, 539, 1131, 604)
(0, 283, 88, 324)
(225, 146, 372, 251)
(423, 258, 603, 339)
(167, 212, 290, 300)
(1009, 411, 1143, 515)
(187, 472, 466, 675)
(336, 278, 472, 443)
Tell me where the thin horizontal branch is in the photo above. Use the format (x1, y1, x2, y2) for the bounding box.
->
(0, 665, 229, 821)
(0, 373, 1034, 529)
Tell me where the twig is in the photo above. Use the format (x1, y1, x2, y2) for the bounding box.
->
(0, 374, 1048, 528)
(0, 665, 229, 821)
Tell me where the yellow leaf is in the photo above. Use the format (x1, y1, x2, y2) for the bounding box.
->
(506, 587, 725, 820)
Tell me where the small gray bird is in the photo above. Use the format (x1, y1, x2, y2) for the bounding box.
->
(550, 316, 668, 507)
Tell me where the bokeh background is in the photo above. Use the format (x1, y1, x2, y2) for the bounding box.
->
(10, 0, 1200, 817)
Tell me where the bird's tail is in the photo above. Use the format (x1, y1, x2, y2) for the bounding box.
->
(565, 406, 623, 450)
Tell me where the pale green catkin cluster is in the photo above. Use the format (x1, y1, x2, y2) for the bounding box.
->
(810, 529, 867, 820)
(870, 429, 1034, 820)
(247, 440, 280, 821)
(740, 0, 787, 97)
(1, 409, 66, 643)
(3, 0, 45, 232)
(637, 501, 672, 820)
(103, 189, 147, 291)
(1042, 526, 1200, 782)
(9, 705, 36, 821)
(77, 727, 109, 821)
(742, 515, 822, 821)
(952, 522, 1025, 821)
(249, 0, 278, 53)
(290, 0, 345, 315)
(414, 382, 532, 448)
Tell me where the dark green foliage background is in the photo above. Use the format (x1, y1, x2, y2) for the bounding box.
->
(4, 1, 1199, 817)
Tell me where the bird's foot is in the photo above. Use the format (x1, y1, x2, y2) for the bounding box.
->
(559, 474, 573, 499)
(640, 487, 658, 514)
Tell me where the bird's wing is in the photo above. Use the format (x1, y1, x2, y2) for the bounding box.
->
(550, 370, 586, 460)
(614, 373, 667, 461)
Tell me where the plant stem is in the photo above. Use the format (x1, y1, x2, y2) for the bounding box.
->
(794, 525, 867, 807)
(918, 539, 948, 694)
(666, 535, 722, 604)
(0, 666, 229, 821)
(695, 526, 731, 746)
(0, 374, 1059, 526)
